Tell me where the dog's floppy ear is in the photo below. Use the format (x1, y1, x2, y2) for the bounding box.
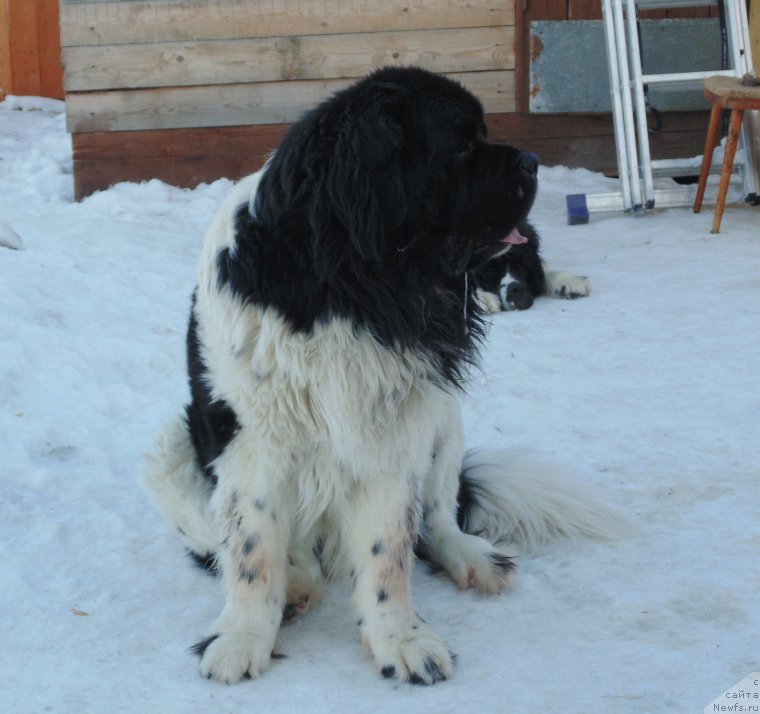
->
(312, 108, 409, 263)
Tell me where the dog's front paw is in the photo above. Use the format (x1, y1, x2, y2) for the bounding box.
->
(545, 271, 591, 300)
(192, 632, 274, 683)
(372, 623, 454, 685)
(475, 288, 502, 314)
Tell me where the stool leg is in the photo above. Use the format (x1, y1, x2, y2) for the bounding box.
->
(711, 108, 744, 234)
(694, 104, 723, 214)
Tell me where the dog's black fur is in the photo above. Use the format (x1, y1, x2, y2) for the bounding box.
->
(213, 66, 537, 389)
(185, 66, 541, 493)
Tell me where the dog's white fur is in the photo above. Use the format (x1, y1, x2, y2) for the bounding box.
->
(143, 169, 628, 684)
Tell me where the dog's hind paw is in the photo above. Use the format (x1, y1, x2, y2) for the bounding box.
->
(282, 551, 324, 624)
(426, 532, 515, 595)
(282, 592, 314, 624)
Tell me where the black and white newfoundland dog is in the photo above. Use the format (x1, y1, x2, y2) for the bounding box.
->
(473, 223, 590, 313)
(144, 67, 621, 686)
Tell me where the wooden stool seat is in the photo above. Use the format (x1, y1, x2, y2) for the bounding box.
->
(693, 75, 760, 233)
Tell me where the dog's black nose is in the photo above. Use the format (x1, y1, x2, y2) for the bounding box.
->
(517, 152, 539, 177)
(505, 281, 534, 311)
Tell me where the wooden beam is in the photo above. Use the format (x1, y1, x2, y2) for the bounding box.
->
(0, 0, 63, 99)
(72, 124, 288, 160)
(37, 0, 64, 99)
(0, 0, 12, 98)
(65, 70, 516, 133)
(61, 0, 514, 47)
(73, 155, 259, 199)
(71, 111, 711, 199)
(8, 0, 41, 96)
(62, 27, 515, 91)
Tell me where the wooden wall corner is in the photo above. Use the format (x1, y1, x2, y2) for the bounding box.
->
(1, 0, 63, 99)
(0, 0, 12, 99)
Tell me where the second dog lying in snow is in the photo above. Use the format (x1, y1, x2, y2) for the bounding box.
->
(473, 219, 591, 313)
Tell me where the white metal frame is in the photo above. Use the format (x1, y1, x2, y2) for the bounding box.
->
(568, 0, 759, 223)
(601, 0, 635, 211)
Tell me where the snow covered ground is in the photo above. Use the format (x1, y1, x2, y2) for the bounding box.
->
(1, 96, 758, 713)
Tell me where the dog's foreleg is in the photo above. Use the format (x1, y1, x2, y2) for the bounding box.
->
(343, 476, 453, 685)
(192, 435, 292, 683)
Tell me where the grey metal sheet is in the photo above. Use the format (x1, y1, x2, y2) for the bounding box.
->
(530, 19, 724, 113)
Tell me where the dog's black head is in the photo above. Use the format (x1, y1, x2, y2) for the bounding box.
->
(225, 67, 538, 385)
(255, 67, 537, 273)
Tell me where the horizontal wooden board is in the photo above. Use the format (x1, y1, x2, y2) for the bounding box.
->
(72, 155, 257, 199)
(65, 70, 516, 132)
(488, 111, 711, 168)
(62, 26, 515, 91)
(61, 0, 514, 47)
(486, 109, 709, 140)
(71, 111, 711, 198)
(73, 124, 289, 160)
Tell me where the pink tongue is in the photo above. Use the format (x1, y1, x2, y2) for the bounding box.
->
(501, 227, 528, 245)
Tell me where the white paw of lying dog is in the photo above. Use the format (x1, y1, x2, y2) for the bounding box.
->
(544, 270, 592, 299)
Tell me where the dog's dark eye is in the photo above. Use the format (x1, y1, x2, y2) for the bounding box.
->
(453, 141, 475, 160)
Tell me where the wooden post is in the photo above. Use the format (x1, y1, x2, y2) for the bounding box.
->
(693, 103, 722, 214)
(0, 0, 12, 97)
(0, 0, 63, 100)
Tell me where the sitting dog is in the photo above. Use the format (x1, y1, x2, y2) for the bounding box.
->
(144, 66, 623, 686)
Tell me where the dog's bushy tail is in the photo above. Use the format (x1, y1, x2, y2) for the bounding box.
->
(141, 415, 220, 564)
(457, 448, 632, 554)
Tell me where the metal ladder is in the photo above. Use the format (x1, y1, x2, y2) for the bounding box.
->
(566, 0, 760, 223)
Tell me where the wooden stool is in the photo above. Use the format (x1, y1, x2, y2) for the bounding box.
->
(693, 75, 760, 233)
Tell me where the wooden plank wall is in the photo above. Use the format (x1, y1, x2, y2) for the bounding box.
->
(60, 0, 517, 197)
(61, 0, 727, 198)
(61, 0, 516, 131)
(0, 0, 64, 99)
